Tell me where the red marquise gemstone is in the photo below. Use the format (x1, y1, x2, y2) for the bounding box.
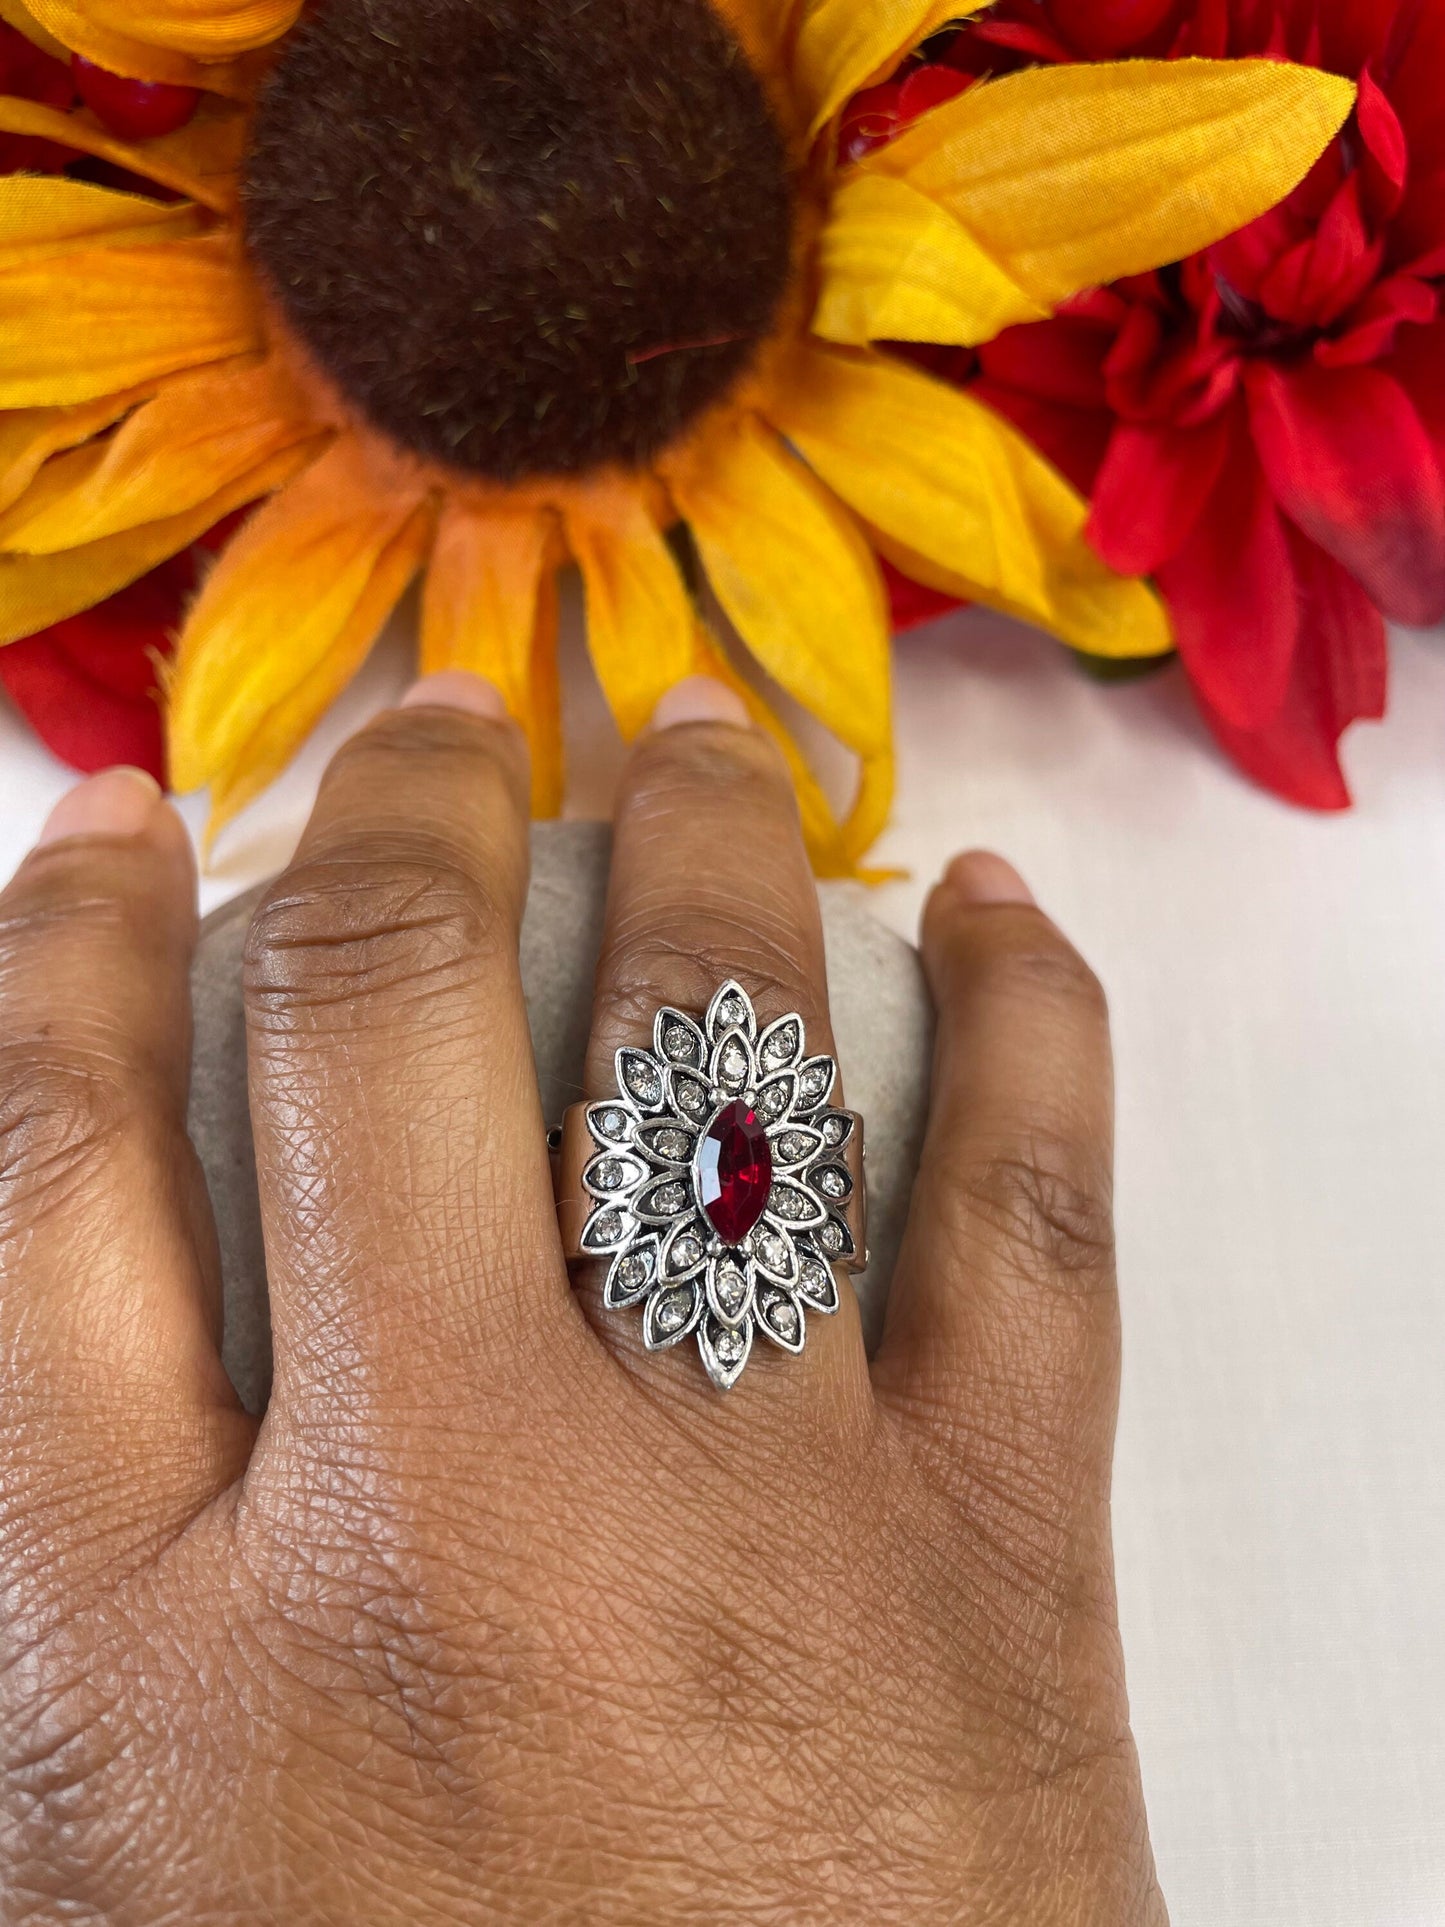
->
(72, 56, 200, 140)
(696, 1100, 772, 1248)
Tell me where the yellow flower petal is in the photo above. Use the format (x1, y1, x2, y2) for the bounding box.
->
(168, 442, 434, 798)
(0, 0, 68, 58)
(792, 0, 984, 138)
(563, 482, 698, 742)
(773, 343, 1171, 659)
(666, 411, 894, 859)
(0, 439, 311, 646)
(814, 171, 1048, 350)
(0, 359, 322, 552)
(28, 0, 297, 66)
(0, 175, 201, 265)
(0, 96, 245, 213)
(420, 501, 565, 817)
(870, 58, 1357, 313)
(0, 387, 150, 515)
(0, 231, 256, 409)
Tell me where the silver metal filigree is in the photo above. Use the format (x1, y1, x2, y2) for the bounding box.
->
(580, 982, 850, 1391)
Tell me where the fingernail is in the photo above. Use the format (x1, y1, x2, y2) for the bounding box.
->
(943, 850, 1036, 907)
(650, 676, 752, 732)
(37, 767, 163, 849)
(401, 671, 509, 720)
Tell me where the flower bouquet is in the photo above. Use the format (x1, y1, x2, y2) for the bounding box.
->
(0, 0, 1379, 860)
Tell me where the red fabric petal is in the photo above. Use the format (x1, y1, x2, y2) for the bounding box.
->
(1087, 414, 1231, 576)
(970, 379, 1113, 497)
(1156, 411, 1299, 732)
(1314, 274, 1437, 367)
(882, 558, 966, 633)
(1356, 67, 1408, 221)
(0, 558, 194, 781)
(976, 315, 1112, 411)
(1246, 360, 1445, 626)
(1384, 317, 1445, 455)
(1048, 0, 1177, 56)
(1193, 530, 1388, 812)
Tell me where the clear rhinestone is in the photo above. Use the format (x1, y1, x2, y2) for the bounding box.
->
(594, 1158, 628, 1191)
(758, 1232, 789, 1271)
(616, 1253, 649, 1289)
(763, 1021, 798, 1064)
(719, 996, 746, 1028)
(719, 1041, 748, 1085)
(819, 1220, 844, 1254)
(714, 1261, 748, 1318)
(673, 1233, 702, 1269)
(623, 1059, 662, 1106)
(714, 1327, 745, 1366)
(655, 1129, 691, 1160)
(777, 1132, 814, 1164)
(822, 1114, 848, 1146)
(768, 1186, 811, 1223)
(755, 1081, 790, 1123)
(764, 1293, 800, 1343)
(588, 1210, 624, 1245)
(663, 1023, 696, 1063)
(651, 1181, 687, 1215)
(675, 1077, 708, 1119)
(800, 1065, 829, 1100)
(818, 1167, 847, 1199)
(657, 1290, 691, 1333)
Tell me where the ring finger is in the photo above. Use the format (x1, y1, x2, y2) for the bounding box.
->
(570, 677, 871, 1425)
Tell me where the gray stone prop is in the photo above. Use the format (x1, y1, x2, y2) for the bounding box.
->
(188, 823, 934, 1414)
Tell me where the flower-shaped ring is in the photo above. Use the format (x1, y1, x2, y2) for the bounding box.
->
(555, 982, 865, 1391)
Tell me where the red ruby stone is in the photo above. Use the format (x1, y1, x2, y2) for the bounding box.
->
(696, 1100, 772, 1248)
(72, 56, 200, 140)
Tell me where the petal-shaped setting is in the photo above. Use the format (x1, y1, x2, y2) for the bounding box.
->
(633, 1118, 698, 1167)
(707, 1251, 756, 1330)
(766, 1181, 829, 1231)
(633, 1174, 694, 1225)
(795, 1239, 842, 1314)
(582, 1152, 646, 1201)
(605, 1237, 659, 1311)
(868, 60, 1356, 314)
(817, 1110, 856, 1152)
(756, 1283, 806, 1354)
(706, 980, 757, 1044)
(794, 1055, 837, 1114)
(754, 1071, 799, 1127)
(666, 1064, 713, 1126)
(710, 1026, 755, 1096)
(812, 1163, 853, 1207)
(659, 1215, 709, 1281)
(615, 1047, 667, 1114)
(756, 1014, 805, 1074)
(644, 1281, 703, 1352)
(752, 1222, 800, 1286)
(814, 1214, 857, 1264)
(586, 1101, 636, 1148)
(699, 1313, 753, 1392)
(772, 1123, 825, 1172)
(653, 1007, 707, 1071)
(773, 344, 1172, 661)
(580, 1206, 634, 1256)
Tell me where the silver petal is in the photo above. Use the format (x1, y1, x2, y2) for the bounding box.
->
(793, 1055, 837, 1116)
(644, 1281, 703, 1351)
(633, 1118, 698, 1167)
(706, 1251, 755, 1330)
(710, 1026, 754, 1095)
(756, 1013, 805, 1073)
(660, 1215, 709, 1280)
(582, 1152, 646, 1200)
(654, 1008, 707, 1070)
(580, 1205, 634, 1255)
(753, 1070, 797, 1127)
(772, 1123, 824, 1172)
(766, 1182, 828, 1229)
(617, 1047, 667, 1114)
(752, 1222, 799, 1285)
(587, 1102, 637, 1148)
(817, 1109, 854, 1152)
(755, 1283, 806, 1353)
(667, 1064, 713, 1124)
(604, 1237, 659, 1309)
(815, 1213, 856, 1264)
(809, 1162, 853, 1205)
(633, 1175, 693, 1224)
(699, 1313, 753, 1391)
(705, 979, 756, 1044)
(794, 1238, 841, 1314)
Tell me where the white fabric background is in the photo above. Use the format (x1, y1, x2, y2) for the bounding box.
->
(1, 606, 1441, 1926)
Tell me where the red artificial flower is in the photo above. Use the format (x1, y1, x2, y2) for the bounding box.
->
(0, 33, 206, 778)
(879, 1, 1445, 809)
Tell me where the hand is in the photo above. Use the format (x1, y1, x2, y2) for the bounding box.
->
(0, 673, 1165, 1925)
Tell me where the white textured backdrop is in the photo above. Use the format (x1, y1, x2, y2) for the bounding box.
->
(2, 606, 1442, 1927)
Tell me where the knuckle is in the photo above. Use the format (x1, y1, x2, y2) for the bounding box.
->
(244, 854, 510, 1016)
(955, 1143, 1116, 1289)
(604, 918, 816, 1044)
(0, 1046, 130, 1220)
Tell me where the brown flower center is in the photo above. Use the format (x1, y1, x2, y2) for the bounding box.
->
(243, 0, 795, 481)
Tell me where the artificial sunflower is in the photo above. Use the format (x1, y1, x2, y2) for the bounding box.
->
(0, 0, 1353, 869)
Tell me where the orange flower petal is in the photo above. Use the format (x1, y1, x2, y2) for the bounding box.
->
(792, 0, 983, 138)
(26, 0, 292, 83)
(0, 386, 152, 514)
(0, 95, 246, 212)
